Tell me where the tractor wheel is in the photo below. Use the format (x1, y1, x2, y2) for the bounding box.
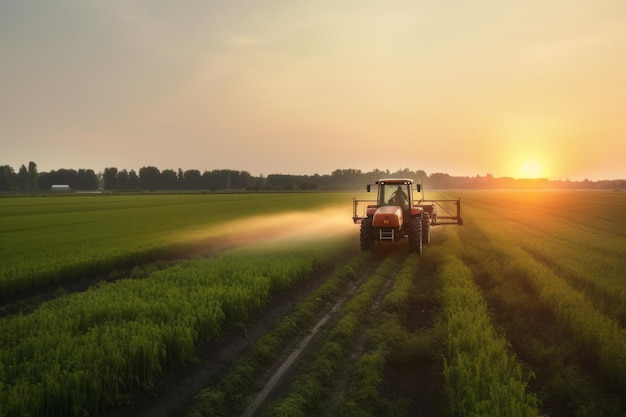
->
(360, 218, 374, 251)
(407, 217, 423, 254)
(422, 213, 431, 244)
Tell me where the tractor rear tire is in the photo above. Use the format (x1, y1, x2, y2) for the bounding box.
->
(407, 217, 423, 254)
(422, 213, 431, 244)
(360, 218, 374, 251)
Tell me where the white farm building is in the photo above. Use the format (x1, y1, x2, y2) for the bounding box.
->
(51, 185, 72, 192)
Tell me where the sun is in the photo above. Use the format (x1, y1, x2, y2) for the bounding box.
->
(519, 160, 544, 179)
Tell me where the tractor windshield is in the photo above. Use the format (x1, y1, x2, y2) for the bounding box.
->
(380, 183, 410, 208)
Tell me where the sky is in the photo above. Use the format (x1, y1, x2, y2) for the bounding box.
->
(1, 1, 625, 181)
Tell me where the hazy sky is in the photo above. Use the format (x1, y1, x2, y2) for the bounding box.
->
(2, 1, 625, 180)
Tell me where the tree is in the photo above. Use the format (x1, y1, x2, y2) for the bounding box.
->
(103, 167, 118, 190)
(415, 170, 428, 183)
(18, 165, 28, 190)
(183, 169, 202, 189)
(77, 169, 99, 190)
(139, 166, 161, 190)
(331, 168, 362, 189)
(128, 170, 140, 189)
(428, 172, 452, 189)
(231, 170, 253, 189)
(161, 169, 179, 190)
(177, 168, 184, 189)
(0, 165, 15, 190)
(28, 161, 38, 190)
(45, 169, 78, 189)
(117, 169, 129, 190)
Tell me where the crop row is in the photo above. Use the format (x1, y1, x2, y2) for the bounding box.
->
(465, 192, 626, 324)
(455, 192, 626, 414)
(435, 232, 543, 417)
(332, 255, 434, 416)
(458, 192, 626, 389)
(324, 233, 542, 417)
(0, 239, 349, 417)
(329, 231, 543, 417)
(261, 255, 399, 416)
(461, 219, 626, 391)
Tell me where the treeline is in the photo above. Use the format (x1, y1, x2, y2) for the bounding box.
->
(102, 167, 255, 191)
(1, 163, 624, 192)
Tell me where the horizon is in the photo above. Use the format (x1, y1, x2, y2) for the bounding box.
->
(2, 1, 625, 182)
(5, 161, 624, 183)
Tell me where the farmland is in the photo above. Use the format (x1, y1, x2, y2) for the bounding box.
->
(0, 193, 351, 298)
(1, 190, 625, 416)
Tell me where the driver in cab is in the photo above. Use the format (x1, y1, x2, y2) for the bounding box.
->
(389, 185, 408, 208)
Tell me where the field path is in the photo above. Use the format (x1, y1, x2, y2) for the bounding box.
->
(240, 282, 355, 417)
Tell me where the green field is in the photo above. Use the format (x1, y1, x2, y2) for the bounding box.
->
(1, 190, 625, 416)
(0, 193, 350, 296)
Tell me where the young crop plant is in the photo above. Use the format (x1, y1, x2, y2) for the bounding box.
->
(435, 232, 543, 417)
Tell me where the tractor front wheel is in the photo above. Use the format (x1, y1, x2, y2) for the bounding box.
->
(422, 213, 431, 244)
(360, 218, 374, 251)
(407, 217, 423, 254)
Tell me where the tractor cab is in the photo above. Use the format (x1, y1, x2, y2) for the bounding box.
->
(374, 179, 416, 209)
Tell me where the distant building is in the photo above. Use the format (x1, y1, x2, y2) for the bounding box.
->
(51, 185, 72, 192)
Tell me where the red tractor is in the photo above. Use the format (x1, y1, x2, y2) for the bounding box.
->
(352, 178, 463, 253)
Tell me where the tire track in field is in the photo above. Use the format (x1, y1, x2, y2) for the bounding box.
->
(241, 250, 402, 417)
(318, 246, 445, 417)
(240, 280, 358, 417)
(383, 250, 446, 416)
(323, 255, 402, 414)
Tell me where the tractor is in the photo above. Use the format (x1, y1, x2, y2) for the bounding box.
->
(352, 178, 463, 253)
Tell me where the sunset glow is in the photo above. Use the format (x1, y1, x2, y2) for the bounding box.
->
(1, 1, 625, 181)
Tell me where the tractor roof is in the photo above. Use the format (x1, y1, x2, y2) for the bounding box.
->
(375, 178, 414, 185)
